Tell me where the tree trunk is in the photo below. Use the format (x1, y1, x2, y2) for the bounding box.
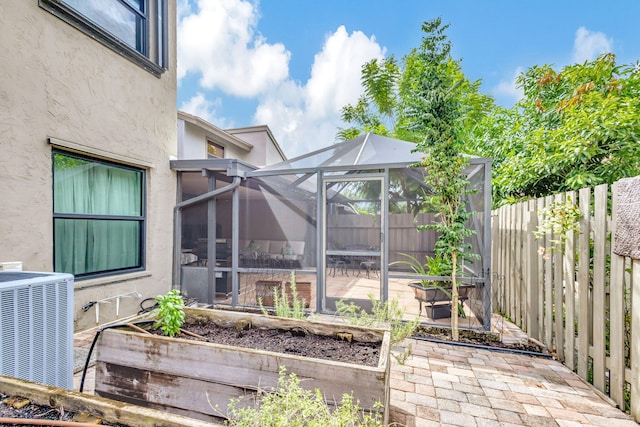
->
(451, 251, 459, 341)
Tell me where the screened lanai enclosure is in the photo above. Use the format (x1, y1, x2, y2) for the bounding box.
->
(170, 133, 492, 330)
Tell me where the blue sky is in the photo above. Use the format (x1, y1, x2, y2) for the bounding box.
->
(177, 0, 640, 158)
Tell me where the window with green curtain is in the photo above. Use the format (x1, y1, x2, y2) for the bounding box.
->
(53, 151, 145, 277)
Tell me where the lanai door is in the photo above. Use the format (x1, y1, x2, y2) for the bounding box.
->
(323, 176, 384, 312)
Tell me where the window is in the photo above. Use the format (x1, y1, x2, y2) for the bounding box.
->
(53, 151, 145, 278)
(39, 0, 168, 76)
(207, 141, 225, 158)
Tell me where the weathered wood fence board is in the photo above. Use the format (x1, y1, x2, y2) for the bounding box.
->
(631, 259, 640, 421)
(491, 178, 638, 422)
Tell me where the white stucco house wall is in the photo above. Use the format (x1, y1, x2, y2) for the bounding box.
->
(0, 1, 177, 331)
(177, 111, 286, 165)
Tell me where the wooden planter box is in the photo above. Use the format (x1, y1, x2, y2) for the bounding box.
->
(0, 374, 215, 426)
(94, 308, 390, 424)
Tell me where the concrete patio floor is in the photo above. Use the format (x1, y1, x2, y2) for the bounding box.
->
(73, 316, 636, 426)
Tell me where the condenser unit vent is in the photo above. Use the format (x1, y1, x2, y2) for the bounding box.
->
(0, 271, 74, 389)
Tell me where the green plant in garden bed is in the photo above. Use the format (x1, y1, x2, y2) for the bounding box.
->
(153, 289, 185, 337)
(336, 294, 419, 364)
(259, 271, 306, 319)
(225, 366, 384, 427)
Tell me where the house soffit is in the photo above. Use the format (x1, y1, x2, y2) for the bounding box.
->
(178, 111, 253, 152)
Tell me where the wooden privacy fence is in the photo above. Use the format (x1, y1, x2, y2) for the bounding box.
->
(491, 180, 640, 421)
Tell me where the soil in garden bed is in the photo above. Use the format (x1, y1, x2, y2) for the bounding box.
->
(147, 322, 381, 367)
(0, 393, 129, 427)
(413, 326, 547, 354)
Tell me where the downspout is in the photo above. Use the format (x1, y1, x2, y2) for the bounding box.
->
(172, 175, 242, 289)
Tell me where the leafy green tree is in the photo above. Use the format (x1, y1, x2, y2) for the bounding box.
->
(337, 18, 492, 222)
(338, 19, 484, 340)
(337, 21, 492, 144)
(402, 18, 477, 341)
(471, 54, 640, 206)
(337, 56, 400, 140)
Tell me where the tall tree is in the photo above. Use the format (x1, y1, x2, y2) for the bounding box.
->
(471, 54, 640, 206)
(402, 18, 477, 341)
(337, 56, 400, 140)
(337, 23, 492, 143)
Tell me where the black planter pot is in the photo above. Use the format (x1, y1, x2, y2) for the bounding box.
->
(425, 303, 452, 319)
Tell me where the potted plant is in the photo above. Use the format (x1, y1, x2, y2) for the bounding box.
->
(392, 252, 473, 319)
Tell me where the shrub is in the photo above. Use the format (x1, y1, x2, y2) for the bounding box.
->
(336, 294, 420, 364)
(225, 366, 384, 427)
(260, 271, 306, 320)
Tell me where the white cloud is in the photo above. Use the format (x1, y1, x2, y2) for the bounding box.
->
(305, 26, 384, 119)
(572, 27, 612, 63)
(179, 93, 232, 128)
(177, 1, 385, 158)
(492, 67, 524, 106)
(255, 26, 386, 157)
(178, 0, 290, 97)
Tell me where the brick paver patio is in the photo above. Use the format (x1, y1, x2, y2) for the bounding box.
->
(74, 320, 636, 426)
(389, 338, 636, 426)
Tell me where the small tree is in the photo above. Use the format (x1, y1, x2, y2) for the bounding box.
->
(403, 19, 477, 341)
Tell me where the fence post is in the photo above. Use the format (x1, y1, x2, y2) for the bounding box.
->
(592, 184, 608, 393)
(563, 191, 576, 371)
(507, 204, 515, 321)
(536, 198, 545, 340)
(544, 195, 553, 351)
(577, 187, 591, 379)
(553, 192, 565, 362)
(526, 201, 539, 340)
(515, 202, 523, 327)
(631, 259, 640, 421)
(609, 182, 625, 406)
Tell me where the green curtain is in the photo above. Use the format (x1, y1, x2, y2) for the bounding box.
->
(53, 153, 142, 275)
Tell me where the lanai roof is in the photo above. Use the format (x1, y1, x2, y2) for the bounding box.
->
(248, 133, 486, 177)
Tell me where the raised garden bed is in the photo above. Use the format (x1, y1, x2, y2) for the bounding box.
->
(94, 307, 390, 423)
(0, 374, 214, 426)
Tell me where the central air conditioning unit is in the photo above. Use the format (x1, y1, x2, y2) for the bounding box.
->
(0, 271, 74, 389)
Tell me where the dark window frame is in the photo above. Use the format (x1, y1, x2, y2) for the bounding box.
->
(52, 150, 147, 279)
(207, 140, 226, 159)
(39, 0, 167, 77)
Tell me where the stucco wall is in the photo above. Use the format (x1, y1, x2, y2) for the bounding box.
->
(0, 1, 178, 331)
(227, 128, 286, 167)
(180, 122, 208, 159)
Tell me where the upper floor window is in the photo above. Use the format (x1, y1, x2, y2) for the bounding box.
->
(53, 151, 146, 278)
(208, 141, 225, 158)
(40, 0, 168, 77)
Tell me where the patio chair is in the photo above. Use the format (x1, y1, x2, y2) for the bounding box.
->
(327, 257, 348, 277)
